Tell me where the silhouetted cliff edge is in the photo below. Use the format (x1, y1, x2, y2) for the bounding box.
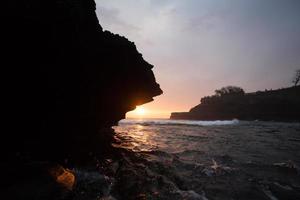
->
(171, 86, 300, 122)
(2, 0, 162, 162)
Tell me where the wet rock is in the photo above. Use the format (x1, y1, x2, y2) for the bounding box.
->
(49, 165, 76, 191)
(1, 163, 74, 200)
(72, 169, 114, 200)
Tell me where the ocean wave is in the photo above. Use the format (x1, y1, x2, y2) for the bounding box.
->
(119, 119, 239, 126)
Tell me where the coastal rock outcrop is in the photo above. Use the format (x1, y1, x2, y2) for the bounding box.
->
(2, 0, 162, 161)
(171, 86, 300, 121)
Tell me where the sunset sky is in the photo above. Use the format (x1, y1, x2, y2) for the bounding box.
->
(95, 0, 300, 118)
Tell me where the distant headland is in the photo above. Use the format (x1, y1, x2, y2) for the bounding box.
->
(170, 86, 300, 122)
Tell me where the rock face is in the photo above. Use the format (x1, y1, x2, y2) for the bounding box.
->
(171, 86, 300, 121)
(2, 0, 162, 161)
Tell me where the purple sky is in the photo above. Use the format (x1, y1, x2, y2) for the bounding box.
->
(95, 0, 300, 118)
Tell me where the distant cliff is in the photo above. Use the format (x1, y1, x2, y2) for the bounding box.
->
(171, 86, 300, 122)
(3, 0, 162, 161)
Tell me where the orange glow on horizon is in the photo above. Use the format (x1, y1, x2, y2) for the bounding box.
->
(126, 105, 173, 119)
(135, 106, 146, 116)
(127, 106, 147, 118)
(126, 97, 196, 119)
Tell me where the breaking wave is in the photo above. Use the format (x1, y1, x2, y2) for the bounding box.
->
(119, 119, 239, 126)
(70, 119, 300, 199)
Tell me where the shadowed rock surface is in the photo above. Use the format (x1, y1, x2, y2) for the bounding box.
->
(171, 86, 300, 122)
(2, 0, 161, 198)
(3, 0, 161, 161)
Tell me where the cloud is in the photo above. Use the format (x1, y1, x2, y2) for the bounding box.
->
(94, 0, 300, 114)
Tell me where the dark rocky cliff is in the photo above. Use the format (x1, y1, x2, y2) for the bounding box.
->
(2, 0, 162, 161)
(171, 86, 300, 121)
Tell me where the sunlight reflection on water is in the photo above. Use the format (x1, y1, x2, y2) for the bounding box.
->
(113, 123, 160, 152)
(113, 119, 300, 164)
(110, 119, 300, 199)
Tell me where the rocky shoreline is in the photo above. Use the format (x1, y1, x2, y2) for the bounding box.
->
(171, 86, 300, 122)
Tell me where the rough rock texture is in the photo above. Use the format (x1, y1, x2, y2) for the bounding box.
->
(171, 86, 300, 121)
(2, 0, 162, 161)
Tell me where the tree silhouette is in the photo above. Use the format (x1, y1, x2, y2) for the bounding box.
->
(215, 86, 245, 96)
(292, 69, 300, 86)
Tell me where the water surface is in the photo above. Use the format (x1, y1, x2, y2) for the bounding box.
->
(109, 119, 300, 200)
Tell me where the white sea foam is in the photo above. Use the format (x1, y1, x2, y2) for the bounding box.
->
(119, 119, 239, 126)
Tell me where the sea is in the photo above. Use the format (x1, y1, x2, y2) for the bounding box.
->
(75, 119, 300, 200)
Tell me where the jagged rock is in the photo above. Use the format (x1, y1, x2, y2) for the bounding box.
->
(2, 0, 162, 161)
(2, 1, 162, 198)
